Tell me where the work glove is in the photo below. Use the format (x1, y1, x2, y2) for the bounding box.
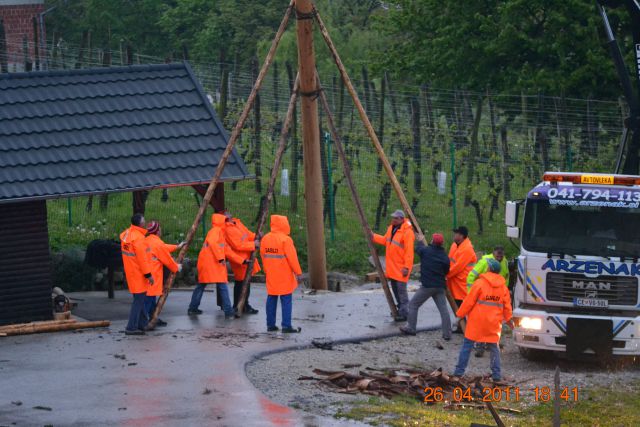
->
(401, 267, 409, 277)
(148, 276, 155, 285)
(254, 239, 260, 248)
(218, 259, 226, 264)
(177, 241, 187, 249)
(177, 264, 183, 273)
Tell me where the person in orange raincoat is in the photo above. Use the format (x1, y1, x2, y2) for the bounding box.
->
(224, 211, 261, 314)
(447, 226, 477, 332)
(189, 213, 245, 318)
(120, 213, 153, 335)
(452, 259, 514, 381)
(371, 210, 415, 321)
(144, 220, 184, 327)
(259, 215, 303, 333)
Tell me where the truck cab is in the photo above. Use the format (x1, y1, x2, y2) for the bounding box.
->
(507, 172, 640, 359)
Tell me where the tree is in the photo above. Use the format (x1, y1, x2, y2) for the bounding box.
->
(160, 0, 288, 66)
(47, 0, 172, 59)
(372, 0, 633, 99)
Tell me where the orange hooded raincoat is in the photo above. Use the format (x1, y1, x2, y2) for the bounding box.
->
(456, 272, 512, 343)
(260, 215, 302, 296)
(146, 234, 180, 297)
(120, 224, 152, 294)
(197, 213, 244, 284)
(447, 238, 477, 300)
(373, 219, 415, 282)
(225, 217, 261, 281)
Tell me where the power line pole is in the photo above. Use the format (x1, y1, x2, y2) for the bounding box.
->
(296, 0, 328, 290)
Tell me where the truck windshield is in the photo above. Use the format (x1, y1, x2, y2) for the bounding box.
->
(522, 199, 640, 257)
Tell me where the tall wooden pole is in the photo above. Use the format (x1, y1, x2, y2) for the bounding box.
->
(317, 75, 398, 318)
(313, 7, 464, 329)
(149, 1, 294, 327)
(237, 75, 300, 315)
(296, 0, 328, 290)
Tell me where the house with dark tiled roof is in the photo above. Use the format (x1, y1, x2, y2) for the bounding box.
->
(0, 62, 251, 325)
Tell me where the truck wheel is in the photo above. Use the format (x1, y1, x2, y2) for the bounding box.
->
(518, 346, 553, 361)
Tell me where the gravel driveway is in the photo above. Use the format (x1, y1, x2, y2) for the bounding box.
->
(246, 329, 640, 418)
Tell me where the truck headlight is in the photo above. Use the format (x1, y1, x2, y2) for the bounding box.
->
(520, 317, 542, 330)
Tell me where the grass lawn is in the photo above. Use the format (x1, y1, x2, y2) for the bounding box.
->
(335, 384, 640, 426)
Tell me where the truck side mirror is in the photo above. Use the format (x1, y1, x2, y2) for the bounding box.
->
(505, 201, 519, 227)
(507, 226, 520, 239)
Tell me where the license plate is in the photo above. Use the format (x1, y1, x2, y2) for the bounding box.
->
(573, 297, 608, 308)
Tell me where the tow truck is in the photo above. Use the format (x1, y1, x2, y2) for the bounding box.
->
(506, 172, 640, 359)
(505, 1, 640, 359)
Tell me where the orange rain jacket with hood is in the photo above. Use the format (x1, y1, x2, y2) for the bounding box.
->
(447, 238, 477, 300)
(146, 234, 179, 297)
(456, 272, 512, 343)
(260, 215, 302, 296)
(373, 219, 415, 282)
(197, 214, 244, 284)
(225, 217, 261, 281)
(120, 224, 152, 294)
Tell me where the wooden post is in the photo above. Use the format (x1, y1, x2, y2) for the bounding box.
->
(313, 7, 465, 329)
(149, 0, 294, 326)
(237, 75, 300, 315)
(296, 0, 328, 290)
(317, 75, 398, 318)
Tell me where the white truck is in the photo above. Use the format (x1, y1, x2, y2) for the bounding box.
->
(506, 172, 640, 359)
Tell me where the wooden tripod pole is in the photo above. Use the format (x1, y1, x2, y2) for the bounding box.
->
(149, 1, 294, 327)
(236, 75, 300, 315)
(316, 75, 398, 318)
(312, 7, 464, 330)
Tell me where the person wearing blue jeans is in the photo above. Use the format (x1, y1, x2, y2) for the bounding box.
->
(454, 338, 502, 380)
(144, 296, 156, 317)
(266, 293, 292, 330)
(188, 283, 235, 318)
(126, 292, 148, 332)
(451, 259, 513, 382)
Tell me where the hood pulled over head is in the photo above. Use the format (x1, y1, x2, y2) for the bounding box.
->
(270, 215, 290, 235)
(211, 213, 226, 228)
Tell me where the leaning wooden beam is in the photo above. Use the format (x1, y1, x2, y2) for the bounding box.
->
(236, 75, 301, 315)
(149, 0, 295, 327)
(0, 320, 110, 336)
(316, 74, 398, 318)
(313, 7, 464, 329)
